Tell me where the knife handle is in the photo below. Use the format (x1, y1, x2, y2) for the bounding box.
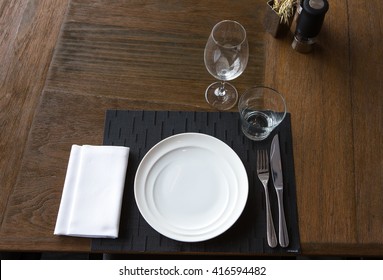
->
(276, 189, 289, 247)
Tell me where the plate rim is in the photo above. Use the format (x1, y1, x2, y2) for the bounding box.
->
(134, 132, 248, 242)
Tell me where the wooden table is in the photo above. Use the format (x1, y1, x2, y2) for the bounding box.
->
(1, 0, 382, 256)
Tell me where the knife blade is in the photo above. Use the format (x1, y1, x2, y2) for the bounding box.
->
(270, 134, 289, 247)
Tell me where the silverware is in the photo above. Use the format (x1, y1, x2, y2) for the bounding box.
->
(270, 134, 289, 247)
(257, 149, 277, 248)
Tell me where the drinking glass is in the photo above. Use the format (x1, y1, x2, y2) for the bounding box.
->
(238, 86, 287, 141)
(204, 20, 249, 110)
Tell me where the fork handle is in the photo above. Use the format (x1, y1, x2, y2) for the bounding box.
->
(276, 189, 289, 247)
(264, 184, 277, 248)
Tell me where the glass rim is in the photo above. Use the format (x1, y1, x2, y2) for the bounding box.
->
(211, 20, 247, 49)
(238, 86, 287, 119)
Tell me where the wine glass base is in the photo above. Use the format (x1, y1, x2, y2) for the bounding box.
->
(205, 82, 238, 111)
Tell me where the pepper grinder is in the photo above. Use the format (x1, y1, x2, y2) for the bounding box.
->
(292, 0, 329, 53)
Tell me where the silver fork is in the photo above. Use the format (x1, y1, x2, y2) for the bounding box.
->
(257, 149, 277, 248)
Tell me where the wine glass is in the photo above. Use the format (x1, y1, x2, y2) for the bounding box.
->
(204, 20, 249, 110)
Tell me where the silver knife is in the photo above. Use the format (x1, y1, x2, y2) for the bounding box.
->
(270, 134, 289, 247)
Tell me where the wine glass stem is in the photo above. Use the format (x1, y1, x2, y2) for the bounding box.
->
(217, 82, 226, 97)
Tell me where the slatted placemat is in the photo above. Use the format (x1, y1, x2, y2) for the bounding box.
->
(91, 110, 300, 255)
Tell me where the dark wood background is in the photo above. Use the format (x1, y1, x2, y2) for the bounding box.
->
(1, 0, 382, 255)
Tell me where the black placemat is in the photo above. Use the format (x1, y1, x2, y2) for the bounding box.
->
(91, 110, 300, 255)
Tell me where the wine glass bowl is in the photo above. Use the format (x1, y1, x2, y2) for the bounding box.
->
(204, 20, 249, 110)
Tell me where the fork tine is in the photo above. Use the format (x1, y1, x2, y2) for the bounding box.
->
(257, 149, 268, 172)
(261, 150, 265, 170)
(259, 150, 264, 170)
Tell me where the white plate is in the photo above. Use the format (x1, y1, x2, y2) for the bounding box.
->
(134, 133, 248, 242)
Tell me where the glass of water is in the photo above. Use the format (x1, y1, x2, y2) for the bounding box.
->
(204, 20, 249, 110)
(238, 86, 286, 141)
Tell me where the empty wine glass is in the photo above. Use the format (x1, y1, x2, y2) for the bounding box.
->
(204, 20, 249, 110)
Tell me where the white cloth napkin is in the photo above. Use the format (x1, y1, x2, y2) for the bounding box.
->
(54, 145, 130, 238)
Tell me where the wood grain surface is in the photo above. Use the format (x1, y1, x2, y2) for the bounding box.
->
(0, 0, 74, 250)
(0, 0, 382, 255)
(264, 0, 383, 254)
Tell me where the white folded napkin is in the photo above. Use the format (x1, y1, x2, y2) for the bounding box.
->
(54, 145, 130, 238)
